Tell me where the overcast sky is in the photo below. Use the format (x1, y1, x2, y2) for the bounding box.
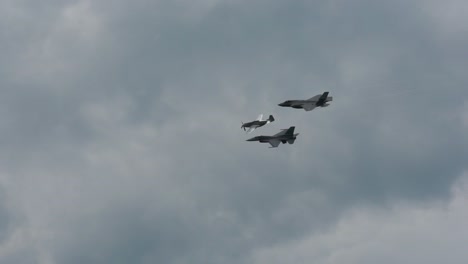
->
(0, 0, 467, 263)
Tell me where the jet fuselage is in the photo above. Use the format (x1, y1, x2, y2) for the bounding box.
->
(278, 92, 332, 111)
(246, 133, 299, 143)
(278, 100, 308, 107)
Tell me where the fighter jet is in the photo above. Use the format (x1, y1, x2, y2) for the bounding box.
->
(241, 114, 275, 133)
(246, 126, 299, 148)
(278, 91, 333, 111)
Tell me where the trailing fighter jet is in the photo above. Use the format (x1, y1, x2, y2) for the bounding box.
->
(241, 114, 275, 133)
(246, 126, 299, 148)
(278, 91, 333, 111)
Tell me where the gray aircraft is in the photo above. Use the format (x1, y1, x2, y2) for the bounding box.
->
(278, 91, 333, 111)
(241, 114, 275, 133)
(246, 126, 299, 148)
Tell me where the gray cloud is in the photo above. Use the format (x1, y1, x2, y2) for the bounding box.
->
(252, 173, 468, 264)
(0, 0, 467, 263)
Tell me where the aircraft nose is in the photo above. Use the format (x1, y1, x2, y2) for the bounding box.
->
(278, 102, 287, 106)
(246, 137, 257, 141)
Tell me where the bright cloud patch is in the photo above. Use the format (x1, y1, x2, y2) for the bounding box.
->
(253, 173, 468, 264)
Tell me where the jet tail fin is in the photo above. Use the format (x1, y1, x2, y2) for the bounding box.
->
(284, 126, 295, 136)
(315, 91, 331, 106)
(268, 115, 275, 122)
(319, 91, 329, 101)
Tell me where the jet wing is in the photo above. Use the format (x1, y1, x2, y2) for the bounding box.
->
(272, 126, 295, 136)
(272, 129, 287, 137)
(246, 127, 256, 133)
(256, 114, 263, 121)
(268, 139, 281, 148)
(303, 103, 317, 111)
(306, 94, 320, 102)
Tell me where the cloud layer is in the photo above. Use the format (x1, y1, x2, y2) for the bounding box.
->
(0, 0, 467, 263)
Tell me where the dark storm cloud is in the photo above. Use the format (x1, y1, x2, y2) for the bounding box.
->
(0, 0, 467, 263)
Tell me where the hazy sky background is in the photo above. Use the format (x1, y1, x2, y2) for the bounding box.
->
(1, 0, 467, 263)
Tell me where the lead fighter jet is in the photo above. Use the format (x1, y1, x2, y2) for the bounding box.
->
(278, 91, 333, 111)
(246, 126, 299, 148)
(241, 114, 275, 133)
